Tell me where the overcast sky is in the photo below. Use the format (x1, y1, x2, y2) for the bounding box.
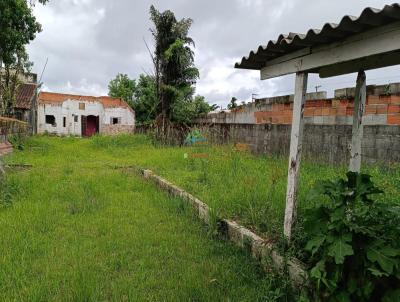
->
(28, 0, 400, 108)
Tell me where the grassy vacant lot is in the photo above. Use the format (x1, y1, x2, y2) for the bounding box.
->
(0, 135, 293, 301)
(93, 135, 399, 240)
(1, 135, 399, 300)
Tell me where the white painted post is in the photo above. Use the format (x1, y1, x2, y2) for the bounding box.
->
(284, 72, 308, 240)
(349, 70, 367, 173)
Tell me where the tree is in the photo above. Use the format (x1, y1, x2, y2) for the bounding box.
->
(109, 72, 214, 125)
(149, 5, 199, 126)
(227, 97, 238, 110)
(132, 74, 158, 125)
(108, 74, 136, 105)
(0, 51, 32, 116)
(210, 104, 220, 111)
(0, 0, 48, 116)
(171, 95, 216, 124)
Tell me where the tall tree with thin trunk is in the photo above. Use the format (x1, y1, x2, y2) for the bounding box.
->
(149, 5, 199, 128)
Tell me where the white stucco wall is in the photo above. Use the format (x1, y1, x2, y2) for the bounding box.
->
(104, 107, 135, 126)
(37, 98, 135, 136)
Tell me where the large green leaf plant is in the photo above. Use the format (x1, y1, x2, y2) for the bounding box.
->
(304, 172, 400, 301)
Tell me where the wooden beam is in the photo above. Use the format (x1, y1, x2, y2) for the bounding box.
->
(261, 21, 400, 79)
(349, 70, 367, 172)
(284, 72, 308, 240)
(319, 50, 400, 78)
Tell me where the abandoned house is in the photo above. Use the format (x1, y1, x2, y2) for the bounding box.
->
(0, 72, 38, 131)
(37, 92, 135, 137)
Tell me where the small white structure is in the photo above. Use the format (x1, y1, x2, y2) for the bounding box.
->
(37, 92, 135, 137)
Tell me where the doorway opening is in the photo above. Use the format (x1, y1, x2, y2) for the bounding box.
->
(81, 115, 99, 137)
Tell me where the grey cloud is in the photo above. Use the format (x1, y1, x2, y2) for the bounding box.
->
(28, 0, 400, 106)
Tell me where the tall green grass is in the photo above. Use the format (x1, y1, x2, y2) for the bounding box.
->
(11, 134, 400, 241)
(1, 135, 300, 301)
(2, 134, 398, 300)
(87, 135, 400, 242)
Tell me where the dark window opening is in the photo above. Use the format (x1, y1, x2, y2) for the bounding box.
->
(15, 111, 23, 121)
(45, 115, 56, 127)
(111, 117, 121, 125)
(63, 117, 66, 127)
(74, 115, 78, 122)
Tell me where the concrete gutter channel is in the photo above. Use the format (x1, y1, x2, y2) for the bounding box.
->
(140, 169, 308, 288)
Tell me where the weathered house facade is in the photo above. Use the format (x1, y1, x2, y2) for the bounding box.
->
(38, 92, 135, 137)
(0, 72, 38, 131)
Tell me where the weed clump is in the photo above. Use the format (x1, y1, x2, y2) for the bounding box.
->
(302, 172, 400, 301)
(0, 177, 20, 208)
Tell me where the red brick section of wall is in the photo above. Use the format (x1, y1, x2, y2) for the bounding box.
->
(254, 95, 400, 125)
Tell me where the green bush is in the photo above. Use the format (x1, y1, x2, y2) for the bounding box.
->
(304, 172, 400, 301)
(8, 133, 27, 150)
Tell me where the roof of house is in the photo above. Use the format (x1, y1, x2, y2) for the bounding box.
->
(38, 92, 135, 113)
(235, 3, 400, 70)
(15, 83, 37, 109)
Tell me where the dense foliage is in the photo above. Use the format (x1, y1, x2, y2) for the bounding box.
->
(171, 95, 216, 124)
(108, 73, 136, 105)
(131, 74, 158, 125)
(108, 7, 217, 126)
(108, 72, 215, 125)
(304, 172, 400, 301)
(0, 0, 43, 65)
(149, 6, 214, 125)
(0, 0, 48, 116)
(227, 97, 238, 110)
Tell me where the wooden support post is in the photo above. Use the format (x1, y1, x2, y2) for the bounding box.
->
(284, 72, 308, 240)
(349, 70, 366, 173)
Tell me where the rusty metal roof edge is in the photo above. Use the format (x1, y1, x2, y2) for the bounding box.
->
(235, 3, 400, 69)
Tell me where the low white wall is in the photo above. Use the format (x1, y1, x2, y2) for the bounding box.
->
(103, 107, 135, 127)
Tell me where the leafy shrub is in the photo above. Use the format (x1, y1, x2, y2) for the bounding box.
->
(8, 133, 27, 150)
(304, 172, 400, 301)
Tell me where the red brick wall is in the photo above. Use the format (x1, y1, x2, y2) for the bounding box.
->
(254, 95, 400, 125)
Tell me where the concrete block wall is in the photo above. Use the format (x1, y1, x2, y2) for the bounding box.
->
(194, 83, 400, 164)
(196, 123, 400, 165)
(197, 83, 400, 127)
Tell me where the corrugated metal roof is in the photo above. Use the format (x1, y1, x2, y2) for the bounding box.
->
(235, 3, 400, 70)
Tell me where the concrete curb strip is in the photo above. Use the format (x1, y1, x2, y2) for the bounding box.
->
(141, 169, 308, 287)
